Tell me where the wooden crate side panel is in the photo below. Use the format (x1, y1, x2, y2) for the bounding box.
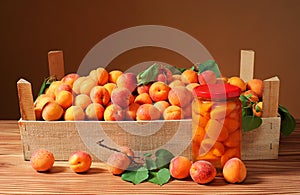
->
(242, 117, 281, 160)
(19, 120, 192, 161)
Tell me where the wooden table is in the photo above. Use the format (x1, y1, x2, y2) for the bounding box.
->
(1, 120, 300, 194)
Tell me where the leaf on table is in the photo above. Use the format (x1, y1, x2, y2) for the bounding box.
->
(121, 167, 149, 185)
(155, 149, 174, 169)
(148, 168, 171, 186)
(145, 157, 157, 171)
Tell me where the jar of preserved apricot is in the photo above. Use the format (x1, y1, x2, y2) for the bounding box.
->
(192, 84, 242, 174)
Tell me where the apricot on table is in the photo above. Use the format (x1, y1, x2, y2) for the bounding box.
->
(30, 148, 55, 172)
(190, 160, 216, 184)
(169, 156, 192, 179)
(223, 157, 247, 183)
(106, 152, 131, 175)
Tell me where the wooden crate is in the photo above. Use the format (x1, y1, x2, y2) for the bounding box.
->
(17, 50, 280, 161)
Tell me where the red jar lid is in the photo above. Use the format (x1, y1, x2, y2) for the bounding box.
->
(194, 84, 241, 99)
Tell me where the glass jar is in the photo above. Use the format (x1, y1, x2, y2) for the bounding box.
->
(192, 84, 242, 174)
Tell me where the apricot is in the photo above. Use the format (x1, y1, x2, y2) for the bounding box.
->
(64, 106, 85, 121)
(72, 76, 87, 94)
(30, 148, 55, 172)
(104, 104, 125, 121)
(119, 146, 135, 158)
(89, 67, 109, 86)
(223, 157, 247, 183)
(221, 148, 240, 167)
(247, 79, 264, 98)
(137, 83, 151, 95)
(163, 105, 183, 120)
(34, 94, 54, 120)
(103, 83, 117, 96)
(223, 117, 240, 133)
(205, 119, 229, 142)
(125, 103, 140, 120)
(227, 77, 246, 92)
(198, 70, 217, 85)
(153, 101, 170, 116)
(45, 81, 62, 99)
(107, 152, 131, 175)
(61, 73, 80, 88)
(54, 83, 72, 98)
(190, 160, 216, 184)
(171, 74, 182, 81)
(169, 156, 192, 179)
(223, 130, 241, 148)
(85, 103, 105, 120)
(186, 83, 200, 94)
(136, 104, 161, 121)
(243, 90, 259, 103)
(90, 86, 110, 106)
(69, 151, 92, 173)
(79, 77, 98, 95)
(149, 81, 171, 102)
(55, 90, 73, 110)
(42, 102, 64, 121)
(169, 80, 185, 89)
(168, 86, 193, 108)
(134, 93, 153, 105)
(74, 94, 92, 110)
(116, 72, 137, 92)
(111, 87, 132, 108)
(253, 101, 263, 117)
(108, 70, 123, 84)
(181, 69, 198, 84)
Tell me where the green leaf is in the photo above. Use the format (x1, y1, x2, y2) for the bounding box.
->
(196, 60, 221, 78)
(164, 64, 182, 75)
(242, 115, 262, 132)
(121, 167, 149, 185)
(278, 105, 296, 137)
(178, 67, 186, 73)
(137, 63, 159, 85)
(144, 152, 152, 157)
(155, 149, 174, 169)
(37, 75, 57, 97)
(148, 168, 171, 186)
(145, 157, 157, 171)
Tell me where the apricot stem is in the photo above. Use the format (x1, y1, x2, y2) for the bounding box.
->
(96, 139, 143, 166)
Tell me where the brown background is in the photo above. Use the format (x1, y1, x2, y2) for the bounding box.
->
(1, 0, 300, 119)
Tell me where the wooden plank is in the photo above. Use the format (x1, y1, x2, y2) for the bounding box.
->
(262, 76, 280, 117)
(17, 79, 36, 121)
(242, 117, 281, 160)
(48, 50, 65, 80)
(240, 50, 255, 82)
(18, 120, 192, 161)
